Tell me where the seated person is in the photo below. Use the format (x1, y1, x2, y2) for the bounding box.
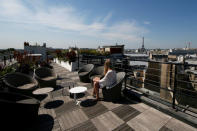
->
(93, 59, 116, 100)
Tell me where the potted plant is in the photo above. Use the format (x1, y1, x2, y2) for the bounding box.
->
(0, 64, 15, 76)
(66, 50, 76, 64)
(14, 51, 31, 74)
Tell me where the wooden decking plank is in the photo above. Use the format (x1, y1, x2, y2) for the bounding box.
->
(68, 120, 97, 131)
(91, 111, 124, 131)
(113, 123, 134, 131)
(58, 109, 89, 130)
(51, 89, 64, 98)
(53, 95, 72, 103)
(112, 105, 141, 122)
(55, 101, 78, 116)
(127, 108, 171, 131)
(130, 103, 151, 113)
(82, 102, 108, 119)
(164, 118, 196, 131)
(101, 100, 122, 110)
(91, 115, 111, 131)
(159, 126, 173, 131)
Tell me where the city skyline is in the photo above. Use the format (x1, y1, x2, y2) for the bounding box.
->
(0, 0, 197, 49)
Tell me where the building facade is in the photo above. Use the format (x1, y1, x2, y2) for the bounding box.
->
(24, 42, 47, 61)
(98, 44, 124, 55)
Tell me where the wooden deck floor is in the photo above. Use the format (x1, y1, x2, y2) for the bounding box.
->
(25, 63, 196, 131)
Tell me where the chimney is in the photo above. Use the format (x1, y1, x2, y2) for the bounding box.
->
(43, 43, 46, 47)
(24, 42, 29, 46)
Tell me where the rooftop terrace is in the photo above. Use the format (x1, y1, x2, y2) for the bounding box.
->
(23, 63, 196, 131)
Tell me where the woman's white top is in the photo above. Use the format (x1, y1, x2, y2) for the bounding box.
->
(99, 70, 117, 89)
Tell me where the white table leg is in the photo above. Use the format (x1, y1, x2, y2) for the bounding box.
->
(74, 93, 76, 103)
(76, 101, 81, 105)
(74, 93, 81, 105)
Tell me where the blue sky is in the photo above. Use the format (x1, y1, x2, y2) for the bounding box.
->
(0, 0, 197, 49)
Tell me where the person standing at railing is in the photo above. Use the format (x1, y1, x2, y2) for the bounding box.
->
(92, 59, 117, 101)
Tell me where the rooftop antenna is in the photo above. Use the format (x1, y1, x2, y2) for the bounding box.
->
(142, 37, 144, 48)
(188, 42, 191, 49)
(185, 42, 187, 49)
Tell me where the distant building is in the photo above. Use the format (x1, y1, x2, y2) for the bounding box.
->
(149, 49, 169, 62)
(124, 49, 136, 54)
(98, 44, 124, 55)
(168, 48, 197, 62)
(169, 48, 197, 56)
(126, 54, 149, 61)
(24, 42, 47, 61)
(149, 54, 168, 62)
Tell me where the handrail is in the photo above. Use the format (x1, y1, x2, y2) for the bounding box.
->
(81, 55, 197, 114)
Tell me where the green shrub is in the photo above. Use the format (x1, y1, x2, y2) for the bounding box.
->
(0, 66, 15, 76)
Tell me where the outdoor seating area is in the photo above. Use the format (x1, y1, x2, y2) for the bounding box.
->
(10, 62, 194, 130)
(35, 67, 57, 88)
(0, 62, 196, 130)
(3, 72, 38, 95)
(0, 91, 40, 130)
(102, 72, 125, 101)
(78, 64, 94, 83)
(1, 0, 197, 130)
(89, 66, 104, 85)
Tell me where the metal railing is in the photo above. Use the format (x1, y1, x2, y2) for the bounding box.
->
(80, 54, 197, 115)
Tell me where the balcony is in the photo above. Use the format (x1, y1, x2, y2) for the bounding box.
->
(16, 62, 195, 131)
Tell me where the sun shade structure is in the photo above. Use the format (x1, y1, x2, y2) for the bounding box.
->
(78, 64, 94, 83)
(102, 72, 126, 102)
(3, 72, 38, 95)
(35, 67, 57, 88)
(0, 91, 40, 130)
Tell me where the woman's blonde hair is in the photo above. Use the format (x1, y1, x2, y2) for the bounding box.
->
(104, 59, 112, 75)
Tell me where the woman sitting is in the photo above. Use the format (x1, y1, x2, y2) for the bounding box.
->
(93, 59, 116, 101)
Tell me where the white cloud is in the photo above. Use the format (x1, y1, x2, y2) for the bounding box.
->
(101, 21, 148, 43)
(0, 0, 27, 15)
(144, 21, 151, 25)
(0, 0, 149, 45)
(102, 12, 112, 23)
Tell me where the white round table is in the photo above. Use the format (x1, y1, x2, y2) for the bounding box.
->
(69, 86, 87, 105)
(33, 87, 54, 95)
